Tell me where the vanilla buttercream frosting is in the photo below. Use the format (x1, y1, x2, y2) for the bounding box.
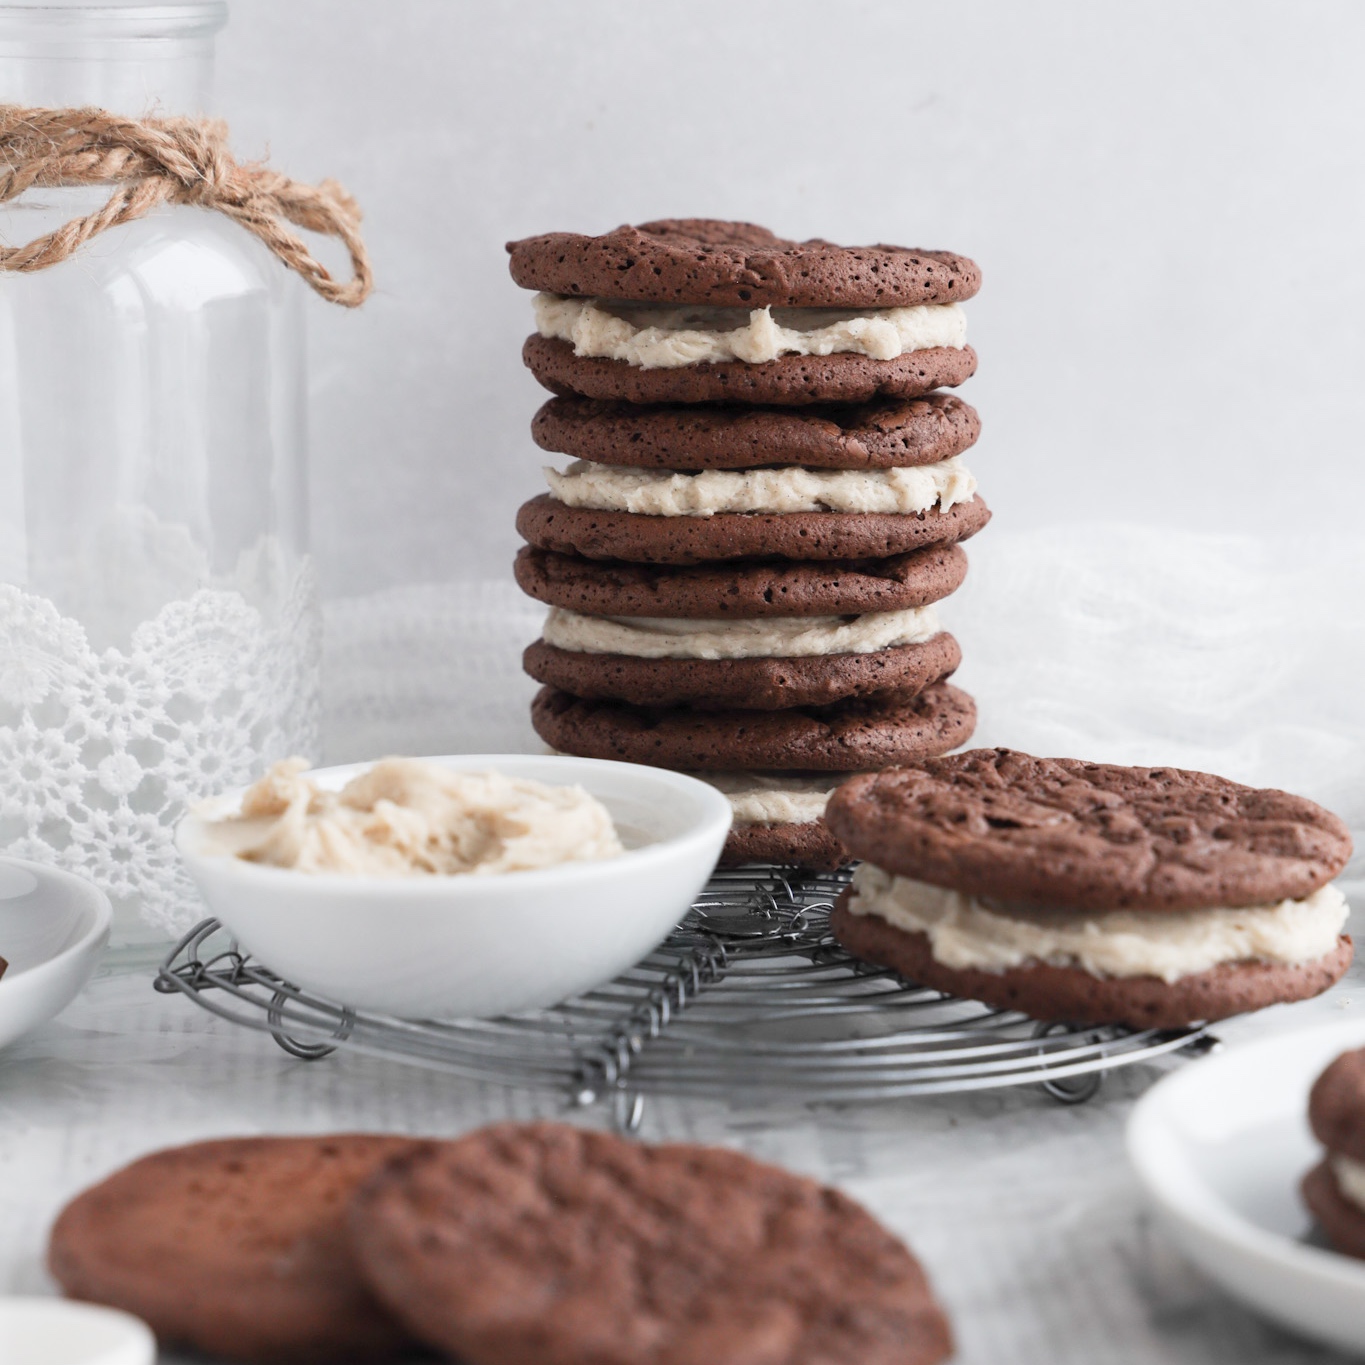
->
(1333, 1155, 1365, 1211)
(699, 772, 851, 826)
(199, 757, 623, 876)
(845, 864, 1349, 983)
(541, 605, 940, 660)
(534, 293, 967, 369)
(544, 458, 976, 518)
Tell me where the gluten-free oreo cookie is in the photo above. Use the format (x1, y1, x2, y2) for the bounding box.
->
(350, 1121, 954, 1365)
(524, 334, 978, 407)
(722, 818, 849, 870)
(1304, 1048, 1365, 1259)
(825, 749, 1353, 1029)
(826, 749, 1352, 911)
(48, 1135, 418, 1364)
(507, 218, 980, 309)
(524, 631, 960, 710)
(517, 493, 990, 565)
(532, 682, 976, 771)
(515, 544, 969, 618)
(532, 394, 981, 471)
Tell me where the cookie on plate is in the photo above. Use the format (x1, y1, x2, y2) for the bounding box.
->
(508, 220, 979, 407)
(532, 681, 976, 772)
(824, 748, 1353, 1028)
(48, 1135, 419, 1364)
(1303, 1048, 1365, 1258)
(350, 1121, 954, 1365)
(531, 393, 981, 471)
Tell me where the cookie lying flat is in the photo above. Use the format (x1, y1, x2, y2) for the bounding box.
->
(825, 749, 1353, 1028)
(514, 544, 969, 618)
(531, 682, 976, 771)
(525, 334, 978, 407)
(531, 394, 981, 470)
(722, 818, 849, 870)
(350, 1122, 954, 1365)
(523, 631, 960, 710)
(508, 218, 980, 309)
(1302, 1046, 1365, 1258)
(47, 1135, 418, 1364)
(517, 493, 990, 565)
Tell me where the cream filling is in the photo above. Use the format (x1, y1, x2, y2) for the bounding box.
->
(1333, 1155, 1365, 1211)
(199, 757, 623, 876)
(544, 458, 976, 518)
(534, 293, 967, 368)
(541, 605, 940, 660)
(699, 772, 851, 826)
(845, 864, 1349, 983)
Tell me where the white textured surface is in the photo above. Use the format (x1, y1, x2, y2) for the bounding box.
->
(5, 526, 1365, 1363)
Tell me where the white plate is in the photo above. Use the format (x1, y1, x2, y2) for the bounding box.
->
(0, 859, 111, 1051)
(0, 1297, 154, 1365)
(177, 753, 732, 1018)
(1128, 1018, 1365, 1354)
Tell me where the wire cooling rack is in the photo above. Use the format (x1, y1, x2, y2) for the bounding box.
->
(154, 866, 1215, 1130)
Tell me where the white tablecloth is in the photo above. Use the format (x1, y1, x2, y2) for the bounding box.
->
(5, 525, 1365, 1364)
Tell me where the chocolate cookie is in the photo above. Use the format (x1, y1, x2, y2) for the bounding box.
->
(1308, 1047, 1365, 1163)
(721, 819, 849, 870)
(350, 1122, 954, 1365)
(825, 749, 1353, 913)
(523, 632, 961, 710)
(514, 544, 969, 618)
(831, 898, 1354, 1028)
(531, 682, 976, 771)
(47, 1135, 418, 1365)
(517, 493, 990, 565)
(1302, 1161, 1365, 1260)
(507, 218, 980, 310)
(525, 334, 978, 407)
(532, 394, 981, 471)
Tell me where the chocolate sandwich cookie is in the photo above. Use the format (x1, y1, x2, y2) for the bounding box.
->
(1302, 1047, 1365, 1258)
(517, 493, 990, 565)
(524, 334, 978, 407)
(515, 543, 969, 618)
(48, 1135, 419, 1364)
(508, 219, 980, 309)
(350, 1121, 954, 1365)
(531, 682, 976, 771)
(523, 631, 961, 710)
(721, 818, 849, 870)
(532, 393, 981, 471)
(825, 749, 1353, 1028)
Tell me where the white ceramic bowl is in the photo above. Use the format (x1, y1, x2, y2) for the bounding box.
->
(0, 1297, 155, 1365)
(0, 859, 111, 1051)
(176, 753, 732, 1019)
(1128, 1018, 1365, 1355)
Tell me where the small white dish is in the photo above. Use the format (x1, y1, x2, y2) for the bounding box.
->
(0, 1298, 155, 1365)
(1128, 1018, 1365, 1355)
(176, 753, 731, 1018)
(0, 858, 111, 1051)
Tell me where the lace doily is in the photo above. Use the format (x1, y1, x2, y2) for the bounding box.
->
(0, 559, 320, 937)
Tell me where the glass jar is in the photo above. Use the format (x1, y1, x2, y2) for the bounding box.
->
(0, 1, 320, 963)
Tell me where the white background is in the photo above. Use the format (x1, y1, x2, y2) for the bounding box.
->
(215, 0, 1365, 599)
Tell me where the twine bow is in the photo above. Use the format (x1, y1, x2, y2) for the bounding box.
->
(0, 105, 372, 306)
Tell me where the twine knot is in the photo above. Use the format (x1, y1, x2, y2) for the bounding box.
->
(0, 105, 372, 306)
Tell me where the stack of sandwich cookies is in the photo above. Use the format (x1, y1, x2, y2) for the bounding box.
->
(1303, 1047, 1365, 1259)
(509, 220, 988, 866)
(825, 748, 1353, 1027)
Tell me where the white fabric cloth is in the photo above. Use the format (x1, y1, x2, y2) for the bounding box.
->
(5, 525, 1365, 1363)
